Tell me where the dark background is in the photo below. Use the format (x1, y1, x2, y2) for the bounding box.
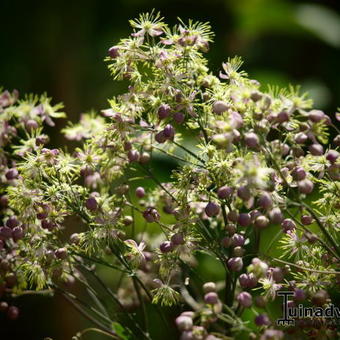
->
(1, 0, 340, 339)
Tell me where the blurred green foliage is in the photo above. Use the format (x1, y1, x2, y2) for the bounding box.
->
(1, 0, 340, 339)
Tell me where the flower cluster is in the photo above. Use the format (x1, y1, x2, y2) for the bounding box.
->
(1, 12, 340, 340)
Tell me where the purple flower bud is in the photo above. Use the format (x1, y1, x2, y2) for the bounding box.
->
(238, 213, 251, 227)
(55, 247, 68, 260)
(247, 273, 258, 288)
(205, 202, 220, 217)
(155, 131, 167, 143)
(237, 186, 251, 201)
(312, 289, 329, 306)
(171, 233, 184, 245)
(41, 219, 53, 230)
(212, 101, 228, 114)
(203, 282, 216, 293)
(291, 167, 306, 181)
(308, 110, 325, 122)
(231, 234, 245, 247)
(204, 292, 218, 304)
(173, 112, 185, 124)
(244, 132, 259, 149)
(309, 144, 323, 156)
(12, 226, 24, 242)
(271, 267, 284, 282)
(298, 179, 314, 194)
(239, 274, 249, 288)
(254, 215, 269, 229)
(0, 226, 12, 240)
(85, 197, 98, 211)
(250, 92, 262, 102)
(257, 192, 272, 210)
(108, 46, 120, 58)
(269, 207, 283, 224)
(0, 195, 9, 208)
(301, 215, 313, 225)
(294, 288, 306, 301)
(176, 315, 193, 331)
(294, 132, 308, 144)
(143, 207, 160, 223)
(180, 331, 193, 340)
(7, 306, 19, 320)
(217, 186, 233, 199)
(5, 168, 19, 180)
(227, 210, 238, 222)
(221, 236, 232, 247)
(158, 104, 171, 119)
(160, 241, 174, 253)
(25, 119, 39, 131)
(237, 292, 252, 307)
(334, 135, 340, 146)
(135, 186, 145, 198)
(281, 219, 296, 233)
(6, 216, 19, 229)
(326, 150, 339, 163)
(227, 257, 243, 272)
(276, 110, 289, 123)
(163, 124, 175, 139)
(128, 149, 140, 162)
(255, 314, 270, 326)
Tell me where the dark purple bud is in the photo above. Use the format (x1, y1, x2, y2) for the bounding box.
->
(128, 149, 140, 162)
(7, 306, 19, 320)
(221, 236, 232, 247)
(0, 195, 9, 208)
(205, 202, 220, 217)
(271, 267, 284, 282)
(237, 292, 252, 307)
(123, 141, 132, 151)
(326, 150, 339, 163)
(55, 248, 68, 260)
(25, 119, 39, 131)
(298, 179, 314, 194)
(217, 185, 233, 199)
(244, 132, 259, 149)
(108, 46, 120, 58)
(163, 124, 175, 139)
(294, 132, 308, 144)
(227, 257, 243, 272)
(231, 234, 245, 247)
(294, 288, 306, 302)
(269, 207, 283, 224)
(308, 110, 325, 123)
(237, 186, 251, 201)
(155, 131, 167, 143)
(158, 104, 171, 119)
(173, 112, 185, 124)
(301, 215, 313, 225)
(171, 233, 184, 245)
(5, 168, 19, 180)
(212, 101, 228, 114)
(160, 241, 174, 253)
(239, 274, 249, 288)
(135, 186, 145, 198)
(255, 314, 270, 326)
(291, 167, 306, 181)
(143, 207, 160, 223)
(12, 226, 24, 242)
(309, 144, 323, 156)
(257, 192, 272, 209)
(6, 216, 19, 229)
(250, 92, 262, 102)
(233, 246, 245, 257)
(238, 213, 251, 227)
(85, 197, 98, 211)
(247, 273, 258, 288)
(176, 315, 193, 331)
(281, 218, 296, 233)
(204, 292, 218, 304)
(227, 210, 238, 222)
(0, 226, 12, 240)
(41, 219, 54, 230)
(312, 289, 329, 306)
